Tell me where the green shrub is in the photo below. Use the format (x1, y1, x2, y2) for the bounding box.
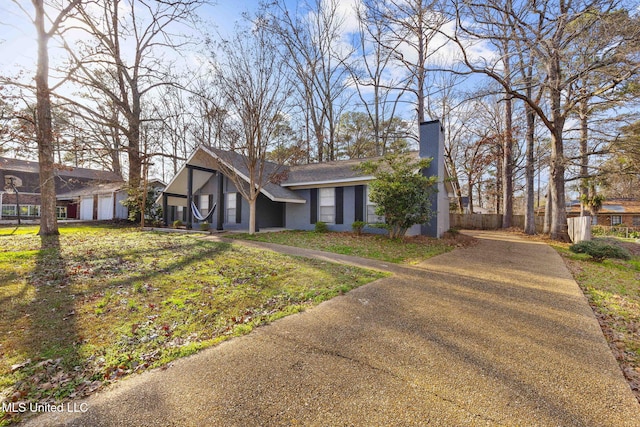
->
(569, 240, 631, 262)
(172, 220, 183, 228)
(199, 222, 210, 231)
(352, 221, 366, 235)
(314, 221, 328, 233)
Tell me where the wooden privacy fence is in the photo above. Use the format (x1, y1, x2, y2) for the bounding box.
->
(450, 214, 545, 233)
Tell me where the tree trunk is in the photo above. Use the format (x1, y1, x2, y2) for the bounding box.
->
(549, 128, 568, 241)
(248, 197, 257, 235)
(34, 0, 59, 236)
(579, 99, 589, 217)
(524, 103, 536, 234)
(502, 92, 513, 228)
(543, 179, 552, 235)
(416, 29, 426, 124)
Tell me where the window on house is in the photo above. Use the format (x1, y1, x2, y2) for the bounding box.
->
(591, 216, 598, 225)
(366, 186, 385, 224)
(200, 195, 209, 212)
(319, 187, 335, 223)
(633, 216, 640, 227)
(611, 215, 622, 226)
(226, 193, 237, 223)
(2, 205, 16, 216)
(56, 206, 67, 219)
(17, 205, 40, 217)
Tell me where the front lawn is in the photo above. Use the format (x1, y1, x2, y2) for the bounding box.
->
(555, 240, 640, 402)
(229, 230, 459, 264)
(0, 224, 384, 425)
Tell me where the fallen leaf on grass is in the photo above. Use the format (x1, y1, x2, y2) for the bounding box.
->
(10, 359, 31, 372)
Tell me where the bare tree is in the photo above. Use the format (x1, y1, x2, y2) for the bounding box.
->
(8, 0, 80, 235)
(211, 20, 294, 234)
(424, 65, 470, 212)
(267, 0, 353, 162)
(451, 0, 640, 240)
(62, 0, 205, 191)
(366, 0, 449, 124)
(347, 1, 409, 155)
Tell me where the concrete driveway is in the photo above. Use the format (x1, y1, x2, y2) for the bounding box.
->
(24, 231, 640, 426)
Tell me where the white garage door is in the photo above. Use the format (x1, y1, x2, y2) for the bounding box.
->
(80, 196, 94, 220)
(97, 195, 114, 220)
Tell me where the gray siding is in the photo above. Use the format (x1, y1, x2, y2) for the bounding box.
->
(285, 185, 386, 234)
(285, 189, 312, 230)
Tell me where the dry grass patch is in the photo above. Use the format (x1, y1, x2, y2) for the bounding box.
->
(554, 240, 640, 403)
(0, 224, 384, 425)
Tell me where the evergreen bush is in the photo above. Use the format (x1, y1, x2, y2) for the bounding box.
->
(569, 240, 631, 262)
(314, 221, 328, 233)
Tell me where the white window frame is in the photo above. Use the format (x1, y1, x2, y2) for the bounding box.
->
(56, 206, 67, 219)
(319, 187, 335, 223)
(366, 186, 385, 224)
(226, 192, 237, 223)
(611, 215, 622, 226)
(2, 204, 17, 217)
(200, 194, 209, 212)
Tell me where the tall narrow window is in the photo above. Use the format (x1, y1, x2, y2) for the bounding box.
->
(366, 186, 385, 224)
(319, 187, 335, 223)
(200, 194, 209, 212)
(226, 193, 237, 223)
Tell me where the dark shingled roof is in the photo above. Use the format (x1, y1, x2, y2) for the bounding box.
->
(0, 157, 123, 182)
(203, 147, 304, 202)
(567, 199, 640, 214)
(282, 152, 420, 186)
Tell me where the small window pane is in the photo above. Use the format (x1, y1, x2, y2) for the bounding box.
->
(366, 186, 385, 224)
(611, 215, 622, 226)
(633, 216, 640, 227)
(226, 193, 237, 223)
(2, 205, 16, 216)
(56, 206, 67, 219)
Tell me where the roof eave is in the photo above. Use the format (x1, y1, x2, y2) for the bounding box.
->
(282, 176, 374, 189)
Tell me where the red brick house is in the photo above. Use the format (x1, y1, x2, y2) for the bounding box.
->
(567, 199, 640, 228)
(1, 157, 125, 221)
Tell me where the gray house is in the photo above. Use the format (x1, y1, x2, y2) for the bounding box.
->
(159, 120, 451, 237)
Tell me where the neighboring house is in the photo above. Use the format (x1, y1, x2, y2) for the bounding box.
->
(567, 199, 640, 227)
(159, 120, 452, 237)
(0, 157, 126, 221)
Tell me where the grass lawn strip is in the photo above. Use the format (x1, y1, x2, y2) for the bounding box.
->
(553, 241, 640, 403)
(229, 230, 458, 264)
(0, 225, 385, 425)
